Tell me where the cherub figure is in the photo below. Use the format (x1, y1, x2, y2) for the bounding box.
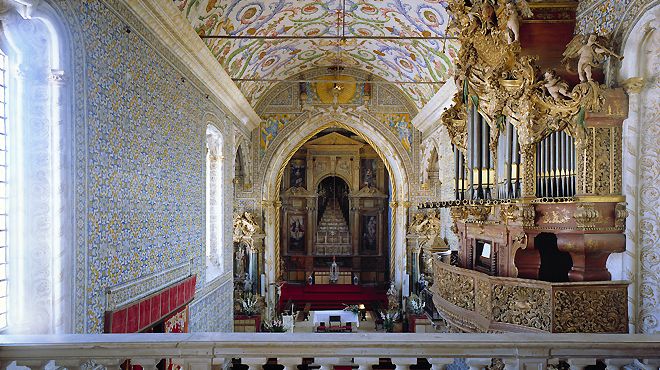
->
(562, 33, 623, 82)
(500, 0, 533, 44)
(542, 69, 572, 100)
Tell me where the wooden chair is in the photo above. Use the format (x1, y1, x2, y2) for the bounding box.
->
(329, 315, 341, 327)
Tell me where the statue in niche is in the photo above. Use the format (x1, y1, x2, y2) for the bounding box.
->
(234, 244, 246, 278)
(330, 256, 339, 283)
(562, 33, 623, 83)
(361, 159, 377, 188)
(387, 281, 399, 310)
(290, 162, 306, 188)
(243, 272, 252, 293)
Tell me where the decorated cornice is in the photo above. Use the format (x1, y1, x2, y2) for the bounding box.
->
(120, 0, 260, 131)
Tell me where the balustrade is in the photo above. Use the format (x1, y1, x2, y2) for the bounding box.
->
(1, 333, 659, 370)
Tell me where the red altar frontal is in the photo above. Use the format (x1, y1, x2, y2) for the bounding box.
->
(279, 283, 387, 311)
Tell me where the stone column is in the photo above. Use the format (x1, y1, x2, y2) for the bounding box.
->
(621, 77, 644, 333)
(406, 234, 421, 293)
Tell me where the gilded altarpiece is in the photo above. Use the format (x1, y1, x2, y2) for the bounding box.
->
(280, 132, 390, 284)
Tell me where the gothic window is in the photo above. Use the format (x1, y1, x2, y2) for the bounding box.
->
(205, 125, 223, 280)
(0, 49, 7, 330)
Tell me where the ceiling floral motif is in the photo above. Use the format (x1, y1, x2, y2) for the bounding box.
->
(175, 0, 458, 107)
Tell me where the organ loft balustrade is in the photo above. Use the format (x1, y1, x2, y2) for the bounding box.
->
(1, 333, 660, 370)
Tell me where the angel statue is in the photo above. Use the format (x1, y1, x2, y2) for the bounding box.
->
(562, 33, 623, 83)
(542, 69, 572, 100)
(500, 0, 533, 44)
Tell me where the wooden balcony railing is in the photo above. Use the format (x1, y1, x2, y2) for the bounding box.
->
(431, 258, 629, 334)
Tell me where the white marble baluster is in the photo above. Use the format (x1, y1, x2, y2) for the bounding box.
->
(603, 359, 634, 370)
(636, 359, 660, 370)
(278, 357, 302, 370)
(14, 361, 48, 370)
(427, 358, 454, 370)
(53, 360, 82, 370)
(315, 357, 340, 370)
(567, 358, 597, 370)
(353, 357, 379, 370)
(391, 357, 417, 370)
(465, 358, 491, 370)
(242, 358, 267, 370)
(131, 359, 159, 370)
(504, 358, 548, 370)
(95, 358, 125, 370)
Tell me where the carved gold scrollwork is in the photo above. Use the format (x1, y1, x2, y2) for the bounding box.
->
(441, 0, 609, 160)
(491, 284, 551, 331)
(553, 288, 628, 333)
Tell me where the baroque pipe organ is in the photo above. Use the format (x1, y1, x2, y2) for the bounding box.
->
(426, 0, 629, 333)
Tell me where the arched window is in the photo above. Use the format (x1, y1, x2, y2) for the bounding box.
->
(0, 48, 8, 331)
(205, 125, 223, 281)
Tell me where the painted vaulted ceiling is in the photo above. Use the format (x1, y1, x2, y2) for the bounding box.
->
(175, 0, 458, 108)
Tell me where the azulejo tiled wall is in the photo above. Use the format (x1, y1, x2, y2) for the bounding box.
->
(189, 276, 234, 332)
(576, 0, 657, 41)
(52, 0, 236, 333)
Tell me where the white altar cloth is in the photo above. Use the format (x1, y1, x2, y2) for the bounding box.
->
(312, 310, 359, 328)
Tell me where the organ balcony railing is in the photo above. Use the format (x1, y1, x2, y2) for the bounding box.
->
(1, 333, 659, 370)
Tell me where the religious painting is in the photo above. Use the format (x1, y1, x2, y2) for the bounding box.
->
(260, 115, 291, 155)
(360, 159, 377, 188)
(385, 114, 413, 152)
(360, 214, 378, 252)
(288, 214, 306, 252)
(290, 160, 306, 188)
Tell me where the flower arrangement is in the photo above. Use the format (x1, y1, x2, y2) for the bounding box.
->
(263, 318, 287, 332)
(343, 304, 360, 315)
(239, 293, 259, 316)
(407, 293, 426, 315)
(379, 310, 400, 332)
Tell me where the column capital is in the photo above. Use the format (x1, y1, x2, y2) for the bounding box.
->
(621, 77, 644, 94)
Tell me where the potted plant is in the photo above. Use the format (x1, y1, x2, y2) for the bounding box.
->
(263, 317, 287, 332)
(379, 310, 400, 333)
(343, 304, 360, 315)
(239, 293, 259, 317)
(407, 294, 428, 332)
(407, 293, 426, 315)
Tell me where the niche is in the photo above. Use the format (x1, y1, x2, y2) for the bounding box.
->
(536, 233, 572, 282)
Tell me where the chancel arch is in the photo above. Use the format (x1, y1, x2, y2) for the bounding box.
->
(259, 113, 413, 311)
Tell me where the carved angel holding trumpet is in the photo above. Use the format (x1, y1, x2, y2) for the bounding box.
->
(562, 33, 623, 83)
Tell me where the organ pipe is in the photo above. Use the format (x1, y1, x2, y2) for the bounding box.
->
(535, 130, 576, 198)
